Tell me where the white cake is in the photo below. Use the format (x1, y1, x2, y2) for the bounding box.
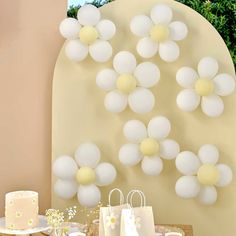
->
(5, 191, 39, 230)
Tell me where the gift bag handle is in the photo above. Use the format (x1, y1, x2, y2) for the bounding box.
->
(131, 190, 146, 207)
(108, 188, 125, 206)
(126, 190, 146, 208)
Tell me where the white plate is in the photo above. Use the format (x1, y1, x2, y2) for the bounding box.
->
(0, 215, 50, 235)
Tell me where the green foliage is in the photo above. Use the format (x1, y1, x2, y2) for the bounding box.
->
(67, 5, 79, 18)
(67, 0, 114, 18)
(176, 0, 236, 67)
(67, 0, 236, 67)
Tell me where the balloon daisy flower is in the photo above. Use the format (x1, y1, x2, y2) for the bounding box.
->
(176, 57, 235, 117)
(59, 4, 116, 62)
(175, 144, 233, 205)
(119, 116, 180, 175)
(96, 51, 160, 114)
(53, 143, 117, 208)
(130, 4, 188, 62)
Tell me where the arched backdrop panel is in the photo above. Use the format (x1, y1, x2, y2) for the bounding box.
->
(52, 0, 236, 235)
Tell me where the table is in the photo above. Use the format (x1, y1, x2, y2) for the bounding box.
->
(89, 222, 193, 236)
(0, 224, 193, 236)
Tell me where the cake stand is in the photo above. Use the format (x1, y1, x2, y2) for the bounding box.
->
(0, 215, 50, 236)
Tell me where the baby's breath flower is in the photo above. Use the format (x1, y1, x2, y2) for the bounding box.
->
(46, 209, 64, 229)
(66, 206, 77, 220)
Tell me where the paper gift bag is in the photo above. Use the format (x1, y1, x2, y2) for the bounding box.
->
(99, 188, 129, 236)
(120, 190, 156, 236)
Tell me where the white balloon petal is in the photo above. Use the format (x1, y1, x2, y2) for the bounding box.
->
(54, 179, 77, 199)
(175, 176, 201, 199)
(176, 67, 198, 88)
(136, 37, 158, 59)
(113, 51, 137, 74)
(128, 88, 155, 114)
(134, 62, 160, 88)
(75, 143, 101, 168)
(104, 90, 128, 113)
(123, 120, 147, 143)
(96, 69, 118, 91)
(77, 4, 101, 26)
(96, 19, 116, 40)
(201, 95, 224, 117)
(159, 41, 180, 62)
(77, 185, 101, 208)
(216, 164, 233, 187)
(213, 73, 236, 96)
(141, 157, 163, 176)
(169, 21, 188, 41)
(53, 156, 78, 180)
(150, 4, 173, 24)
(89, 40, 112, 62)
(175, 151, 201, 175)
(198, 144, 219, 165)
(147, 116, 171, 140)
(198, 57, 219, 79)
(59, 18, 81, 39)
(65, 40, 88, 62)
(198, 186, 217, 205)
(160, 139, 180, 160)
(130, 15, 153, 37)
(177, 89, 200, 112)
(119, 144, 142, 166)
(95, 162, 117, 186)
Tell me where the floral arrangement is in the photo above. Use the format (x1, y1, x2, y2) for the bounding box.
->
(45, 206, 77, 236)
(45, 203, 102, 236)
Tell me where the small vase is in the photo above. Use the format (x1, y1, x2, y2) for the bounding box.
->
(50, 229, 63, 236)
(50, 223, 86, 236)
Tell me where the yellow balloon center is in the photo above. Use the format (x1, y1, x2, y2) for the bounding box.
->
(150, 25, 170, 43)
(195, 78, 214, 96)
(116, 74, 137, 93)
(79, 26, 98, 45)
(76, 167, 96, 185)
(197, 164, 220, 185)
(140, 138, 159, 156)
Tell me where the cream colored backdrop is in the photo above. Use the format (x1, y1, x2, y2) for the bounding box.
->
(52, 0, 236, 236)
